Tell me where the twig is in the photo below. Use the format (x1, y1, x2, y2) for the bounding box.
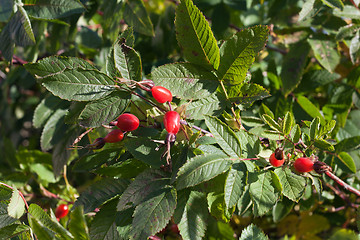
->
(180, 120, 213, 137)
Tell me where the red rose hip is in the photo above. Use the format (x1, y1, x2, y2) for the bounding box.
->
(163, 111, 180, 134)
(116, 113, 140, 132)
(104, 129, 124, 143)
(294, 157, 314, 173)
(151, 86, 172, 103)
(55, 204, 69, 219)
(269, 152, 285, 167)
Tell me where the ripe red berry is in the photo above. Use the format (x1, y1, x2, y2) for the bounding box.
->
(55, 204, 69, 219)
(163, 111, 180, 134)
(151, 86, 172, 103)
(104, 129, 124, 143)
(269, 152, 285, 167)
(294, 157, 314, 173)
(116, 113, 140, 132)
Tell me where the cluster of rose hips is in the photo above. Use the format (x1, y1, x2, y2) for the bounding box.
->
(269, 148, 314, 173)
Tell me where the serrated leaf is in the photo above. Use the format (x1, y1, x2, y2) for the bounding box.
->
(89, 199, 122, 240)
(123, 0, 154, 36)
(28, 204, 73, 239)
(151, 63, 218, 100)
(205, 116, 242, 157)
(73, 178, 130, 213)
(314, 139, 335, 151)
(175, 0, 220, 70)
(33, 95, 68, 129)
(176, 154, 233, 189)
(68, 206, 89, 240)
(224, 162, 247, 208)
(28, 216, 55, 240)
(310, 117, 320, 140)
(281, 41, 310, 96)
(174, 190, 208, 240)
(336, 24, 360, 40)
(78, 91, 130, 127)
(25, 56, 97, 77)
(321, 0, 344, 10)
(185, 93, 226, 120)
(308, 38, 340, 73)
(114, 40, 142, 81)
(0, 202, 17, 229)
(218, 25, 269, 85)
(40, 69, 117, 102)
(117, 169, 170, 211)
(124, 137, 165, 167)
(249, 171, 277, 216)
(7, 188, 25, 219)
(130, 187, 177, 240)
(73, 149, 122, 172)
(23, 0, 85, 19)
(296, 95, 325, 124)
(282, 112, 293, 135)
(237, 187, 252, 216)
(239, 223, 269, 240)
(18, 5, 35, 43)
(41, 108, 68, 151)
(0, 224, 30, 239)
(227, 83, 270, 106)
(335, 136, 360, 152)
(337, 152, 357, 173)
(350, 30, 360, 64)
(274, 168, 306, 201)
(262, 114, 282, 132)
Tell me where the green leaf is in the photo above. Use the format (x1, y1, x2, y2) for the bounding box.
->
(249, 171, 277, 216)
(28, 204, 73, 239)
(130, 187, 177, 240)
(274, 168, 306, 201)
(350, 30, 360, 64)
(329, 229, 359, 240)
(175, 0, 220, 70)
(0, 224, 30, 239)
(185, 93, 226, 120)
(308, 38, 340, 73)
(0, 202, 17, 229)
(282, 112, 293, 135)
(239, 223, 269, 240)
(224, 162, 247, 208)
(73, 149, 122, 172)
(320, 120, 336, 136)
(176, 154, 234, 189)
(297, 69, 340, 93)
(262, 114, 282, 132)
(298, 0, 316, 21)
(334, 5, 360, 19)
(40, 108, 68, 151)
(28, 216, 55, 240)
(33, 95, 68, 129)
(273, 198, 295, 223)
(281, 41, 310, 96)
(78, 91, 130, 127)
(0, 0, 12, 22)
(337, 152, 357, 173)
(73, 178, 130, 213)
(321, 0, 344, 10)
(174, 190, 208, 240)
(335, 136, 360, 152)
(68, 206, 90, 240)
(218, 25, 269, 85)
(310, 116, 320, 140)
(18, 5, 35, 43)
(117, 169, 170, 211)
(226, 83, 270, 106)
(314, 139, 335, 152)
(23, 0, 85, 19)
(237, 187, 252, 216)
(7, 188, 25, 219)
(296, 95, 325, 124)
(291, 125, 301, 143)
(25, 56, 97, 77)
(89, 199, 121, 240)
(114, 39, 142, 81)
(151, 63, 219, 100)
(205, 116, 242, 157)
(124, 137, 165, 167)
(336, 24, 360, 40)
(123, 0, 154, 36)
(207, 192, 233, 222)
(40, 69, 117, 102)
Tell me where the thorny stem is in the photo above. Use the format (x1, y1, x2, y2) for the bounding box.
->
(0, 182, 29, 210)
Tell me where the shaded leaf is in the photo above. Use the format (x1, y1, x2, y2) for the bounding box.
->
(114, 40, 142, 81)
(314, 139, 335, 151)
(227, 83, 270, 106)
(308, 38, 340, 73)
(0, 224, 30, 239)
(310, 117, 320, 140)
(68, 206, 90, 240)
(23, 0, 85, 19)
(33, 95, 68, 129)
(321, 0, 344, 10)
(224, 162, 247, 208)
(185, 93, 226, 120)
(335, 136, 360, 152)
(123, 0, 154, 36)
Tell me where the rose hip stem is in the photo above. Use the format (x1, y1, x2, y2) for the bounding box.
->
(180, 120, 214, 137)
(314, 161, 360, 197)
